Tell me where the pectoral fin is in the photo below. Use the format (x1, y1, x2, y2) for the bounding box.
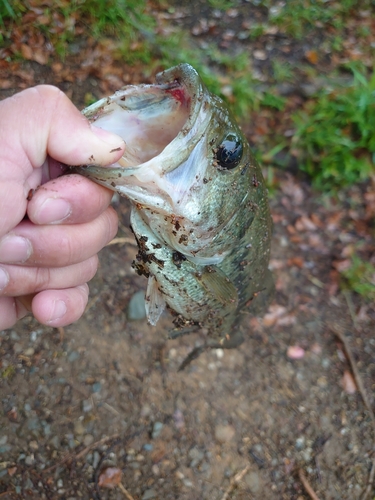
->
(145, 275, 166, 325)
(197, 266, 238, 311)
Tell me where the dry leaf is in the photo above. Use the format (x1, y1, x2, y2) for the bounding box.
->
(98, 467, 122, 489)
(341, 370, 357, 394)
(287, 345, 305, 359)
(305, 50, 318, 64)
(7, 466, 17, 476)
(21, 44, 33, 60)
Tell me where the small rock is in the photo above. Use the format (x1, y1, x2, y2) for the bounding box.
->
(0, 435, 8, 446)
(127, 291, 147, 320)
(215, 424, 235, 443)
(92, 382, 102, 393)
(317, 376, 328, 388)
(68, 351, 80, 362)
(253, 49, 267, 60)
(29, 440, 38, 451)
(151, 422, 163, 439)
(302, 447, 313, 462)
(25, 455, 35, 466)
(295, 437, 305, 450)
(24, 347, 35, 356)
(83, 434, 94, 446)
(93, 451, 100, 469)
(13, 343, 23, 354)
(82, 399, 93, 413)
(74, 420, 85, 435)
(188, 447, 204, 468)
(142, 489, 157, 499)
(245, 471, 262, 493)
(10, 331, 20, 341)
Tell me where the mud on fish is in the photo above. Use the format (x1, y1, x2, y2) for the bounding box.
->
(75, 63, 274, 368)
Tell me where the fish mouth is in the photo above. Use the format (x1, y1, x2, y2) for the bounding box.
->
(79, 63, 210, 176)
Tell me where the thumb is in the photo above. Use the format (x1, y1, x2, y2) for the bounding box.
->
(0, 86, 124, 237)
(4, 85, 125, 170)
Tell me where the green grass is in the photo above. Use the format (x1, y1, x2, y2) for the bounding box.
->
(266, 0, 359, 39)
(341, 254, 375, 301)
(292, 65, 375, 191)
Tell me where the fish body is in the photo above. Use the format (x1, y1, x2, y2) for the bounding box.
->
(76, 64, 273, 346)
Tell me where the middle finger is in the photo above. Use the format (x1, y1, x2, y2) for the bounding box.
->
(0, 207, 117, 267)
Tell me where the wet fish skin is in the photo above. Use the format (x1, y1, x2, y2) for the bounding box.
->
(75, 64, 273, 345)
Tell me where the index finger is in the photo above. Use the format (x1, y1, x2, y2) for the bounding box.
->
(27, 173, 114, 225)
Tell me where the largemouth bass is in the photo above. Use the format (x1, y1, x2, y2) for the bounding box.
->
(75, 64, 273, 359)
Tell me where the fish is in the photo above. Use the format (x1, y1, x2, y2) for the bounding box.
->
(75, 63, 273, 362)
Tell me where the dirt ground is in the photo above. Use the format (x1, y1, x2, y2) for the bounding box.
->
(1, 174, 374, 500)
(1, 2, 375, 499)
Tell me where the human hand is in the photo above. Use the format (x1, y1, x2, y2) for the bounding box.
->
(0, 85, 125, 330)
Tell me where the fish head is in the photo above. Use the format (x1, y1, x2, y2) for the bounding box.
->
(76, 64, 259, 264)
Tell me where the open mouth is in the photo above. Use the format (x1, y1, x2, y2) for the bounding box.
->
(82, 64, 201, 169)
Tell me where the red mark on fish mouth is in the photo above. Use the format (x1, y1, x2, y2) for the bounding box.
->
(166, 84, 191, 108)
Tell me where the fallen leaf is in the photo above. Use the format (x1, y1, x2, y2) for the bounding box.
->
(21, 43, 33, 60)
(287, 345, 305, 359)
(98, 467, 122, 489)
(7, 466, 17, 476)
(305, 50, 318, 64)
(341, 370, 357, 394)
(263, 304, 287, 326)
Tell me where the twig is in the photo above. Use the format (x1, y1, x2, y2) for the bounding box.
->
(42, 433, 120, 473)
(330, 324, 375, 424)
(0, 492, 15, 498)
(343, 290, 358, 330)
(298, 469, 321, 500)
(362, 456, 375, 500)
(57, 326, 65, 343)
(220, 465, 250, 500)
(118, 483, 135, 500)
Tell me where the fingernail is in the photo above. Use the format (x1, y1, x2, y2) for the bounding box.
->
(0, 235, 32, 263)
(0, 267, 9, 291)
(91, 125, 125, 149)
(47, 299, 67, 324)
(35, 198, 72, 224)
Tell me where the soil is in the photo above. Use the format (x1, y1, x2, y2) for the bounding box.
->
(1, 2, 375, 499)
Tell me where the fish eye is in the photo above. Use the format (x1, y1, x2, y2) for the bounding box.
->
(215, 133, 243, 170)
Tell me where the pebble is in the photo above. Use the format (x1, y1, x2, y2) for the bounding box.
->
(127, 291, 147, 320)
(25, 455, 35, 465)
(68, 351, 80, 363)
(92, 382, 102, 393)
(93, 451, 100, 469)
(245, 471, 262, 493)
(188, 447, 204, 468)
(29, 440, 39, 451)
(152, 422, 163, 439)
(24, 347, 35, 356)
(295, 437, 305, 450)
(83, 434, 94, 446)
(13, 342, 23, 354)
(215, 424, 235, 443)
(142, 489, 157, 499)
(82, 399, 93, 413)
(74, 420, 85, 435)
(10, 331, 20, 341)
